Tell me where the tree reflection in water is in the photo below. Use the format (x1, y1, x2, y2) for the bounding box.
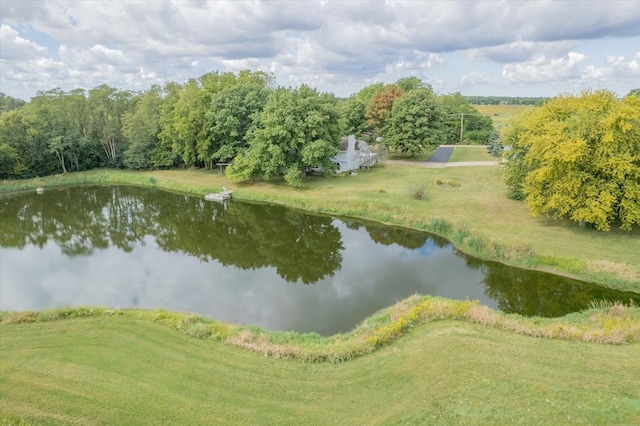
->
(0, 186, 344, 284)
(462, 256, 640, 317)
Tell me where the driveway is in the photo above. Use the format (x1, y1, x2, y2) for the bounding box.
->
(426, 146, 454, 162)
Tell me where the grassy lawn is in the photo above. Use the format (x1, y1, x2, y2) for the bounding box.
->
(448, 145, 495, 162)
(2, 165, 639, 290)
(1, 312, 639, 425)
(382, 146, 436, 161)
(474, 104, 537, 128)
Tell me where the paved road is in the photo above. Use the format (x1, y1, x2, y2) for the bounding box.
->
(426, 146, 454, 163)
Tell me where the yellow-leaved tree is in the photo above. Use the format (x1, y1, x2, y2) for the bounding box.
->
(502, 90, 640, 231)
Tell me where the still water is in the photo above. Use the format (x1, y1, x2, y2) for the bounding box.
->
(1, 186, 637, 335)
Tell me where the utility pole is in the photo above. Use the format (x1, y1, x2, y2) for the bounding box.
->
(459, 113, 464, 144)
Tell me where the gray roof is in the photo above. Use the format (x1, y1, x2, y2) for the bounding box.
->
(339, 137, 369, 152)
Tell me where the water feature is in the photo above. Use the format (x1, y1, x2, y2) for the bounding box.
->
(1, 186, 637, 335)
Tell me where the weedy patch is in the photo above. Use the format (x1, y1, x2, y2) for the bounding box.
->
(434, 179, 460, 187)
(587, 260, 639, 283)
(406, 183, 428, 200)
(2, 299, 640, 364)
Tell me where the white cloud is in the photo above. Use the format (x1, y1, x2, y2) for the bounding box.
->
(467, 40, 578, 63)
(460, 71, 491, 88)
(583, 52, 640, 83)
(1, 1, 640, 99)
(502, 52, 587, 83)
(0, 24, 48, 60)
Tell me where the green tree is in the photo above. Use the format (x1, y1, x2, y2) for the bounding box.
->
(159, 70, 273, 169)
(203, 83, 270, 167)
(395, 77, 427, 92)
(0, 93, 26, 115)
(26, 89, 77, 174)
(0, 143, 19, 178)
(439, 92, 494, 145)
(154, 82, 183, 168)
(382, 88, 442, 156)
(123, 86, 163, 169)
(0, 110, 39, 178)
(339, 83, 382, 140)
(501, 109, 537, 200)
(231, 85, 341, 186)
(504, 90, 640, 230)
(88, 85, 133, 166)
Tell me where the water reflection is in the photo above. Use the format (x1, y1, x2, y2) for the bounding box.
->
(1, 186, 637, 335)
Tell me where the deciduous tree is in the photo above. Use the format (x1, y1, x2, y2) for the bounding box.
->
(339, 83, 382, 140)
(439, 92, 494, 145)
(204, 83, 270, 166)
(504, 90, 640, 230)
(365, 85, 404, 137)
(382, 88, 442, 156)
(231, 85, 341, 186)
(123, 85, 163, 169)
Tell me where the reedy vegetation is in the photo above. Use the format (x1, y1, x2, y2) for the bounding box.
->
(2, 296, 639, 365)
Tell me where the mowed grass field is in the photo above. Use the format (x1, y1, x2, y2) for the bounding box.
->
(448, 145, 495, 162)
(473, 104, 537, 128)
(2, 313, 640, 425)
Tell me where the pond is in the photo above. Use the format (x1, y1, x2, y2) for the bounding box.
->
(1, 186, 638, 335)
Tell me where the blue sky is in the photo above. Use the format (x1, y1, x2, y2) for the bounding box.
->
(1, 0, 638, 100)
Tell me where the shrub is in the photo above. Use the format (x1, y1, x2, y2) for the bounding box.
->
(407, 183, 428, 200)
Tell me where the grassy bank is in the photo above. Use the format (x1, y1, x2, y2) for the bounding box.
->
(1, 301, 639, 425)
(2, 166, 638, 291)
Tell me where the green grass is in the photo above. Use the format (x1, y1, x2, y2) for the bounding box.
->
(474, 104, 537, 128)
(448, 146, 495, 162)
(382, 147, 436, 161)
(2, 166, 639, 291)
(1, 303, 639, 425)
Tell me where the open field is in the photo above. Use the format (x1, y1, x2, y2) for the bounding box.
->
(2, 165, 637, 291)
(1, 304, 639, 425)
(474, 104, 537, 128)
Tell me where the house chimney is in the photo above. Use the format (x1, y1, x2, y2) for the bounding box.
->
(348, 134, 356, 154)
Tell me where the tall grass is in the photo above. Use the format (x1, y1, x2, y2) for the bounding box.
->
(3, 298, 638, 365)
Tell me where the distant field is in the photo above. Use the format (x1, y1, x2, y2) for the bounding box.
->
(473, 104, 537, 128)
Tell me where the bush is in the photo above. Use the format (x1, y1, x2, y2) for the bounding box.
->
(407, 183, 428, 200)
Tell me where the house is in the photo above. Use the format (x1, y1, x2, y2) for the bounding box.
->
(332, 135, 377, 173)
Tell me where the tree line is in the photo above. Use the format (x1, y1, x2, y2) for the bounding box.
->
(0, 71, 494, 185)
(465, 96, 548, 106)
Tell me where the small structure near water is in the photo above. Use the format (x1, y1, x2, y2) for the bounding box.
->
(36, 187, 45, 194)
(204, 188, 233, 202)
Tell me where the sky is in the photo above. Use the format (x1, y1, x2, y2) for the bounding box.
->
(1, 0, 639, 101)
